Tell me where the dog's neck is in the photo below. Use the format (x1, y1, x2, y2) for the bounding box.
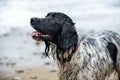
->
(50, 41, 80, 80)
(50, 41, 80, 62)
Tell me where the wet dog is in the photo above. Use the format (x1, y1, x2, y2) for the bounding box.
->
(30, 12, 120, 80)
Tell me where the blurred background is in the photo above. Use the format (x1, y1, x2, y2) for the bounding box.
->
(0, 0, 120, 80)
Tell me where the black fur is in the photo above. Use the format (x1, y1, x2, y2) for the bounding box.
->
(107, 42, 117, 66)
(30, 12, 78, 58)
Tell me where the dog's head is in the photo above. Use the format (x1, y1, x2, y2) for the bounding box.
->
(30, 12, 78, 57)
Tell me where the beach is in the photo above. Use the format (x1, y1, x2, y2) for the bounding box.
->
(0, 30, 58, 80)
(1, 66, 58, 80)
(0, 0, 120, 80)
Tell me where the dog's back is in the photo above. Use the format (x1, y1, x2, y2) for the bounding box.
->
(78, 31, 120, 80)
(95, 31, 120, 79)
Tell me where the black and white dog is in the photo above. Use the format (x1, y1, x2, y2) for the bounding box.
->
(30, 12, 120, 80)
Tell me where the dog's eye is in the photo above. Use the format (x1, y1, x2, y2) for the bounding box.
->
(50, 14, 56, 21)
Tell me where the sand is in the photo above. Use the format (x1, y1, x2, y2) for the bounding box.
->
(1, 66, 58, 80)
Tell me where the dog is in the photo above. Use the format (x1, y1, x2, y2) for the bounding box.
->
(30, 12, 120, 80)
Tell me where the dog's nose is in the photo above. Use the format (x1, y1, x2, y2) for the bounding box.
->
(31, 18, 38, 22)
(30, 17, 38, 25)
(30, 17, 43, 25)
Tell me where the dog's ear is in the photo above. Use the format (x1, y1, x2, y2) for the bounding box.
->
(57, 23, 78, 51)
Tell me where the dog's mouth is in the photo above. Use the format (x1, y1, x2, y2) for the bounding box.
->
(31, 31, 52, 41)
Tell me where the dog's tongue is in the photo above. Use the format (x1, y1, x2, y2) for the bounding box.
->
(31, 31, 41, 37)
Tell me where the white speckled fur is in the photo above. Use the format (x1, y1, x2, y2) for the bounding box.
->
(51, 31, 120, 80)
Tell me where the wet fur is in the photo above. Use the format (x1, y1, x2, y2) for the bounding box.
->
(50, 31, 120, 80)
(30, 12, 120, 80)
